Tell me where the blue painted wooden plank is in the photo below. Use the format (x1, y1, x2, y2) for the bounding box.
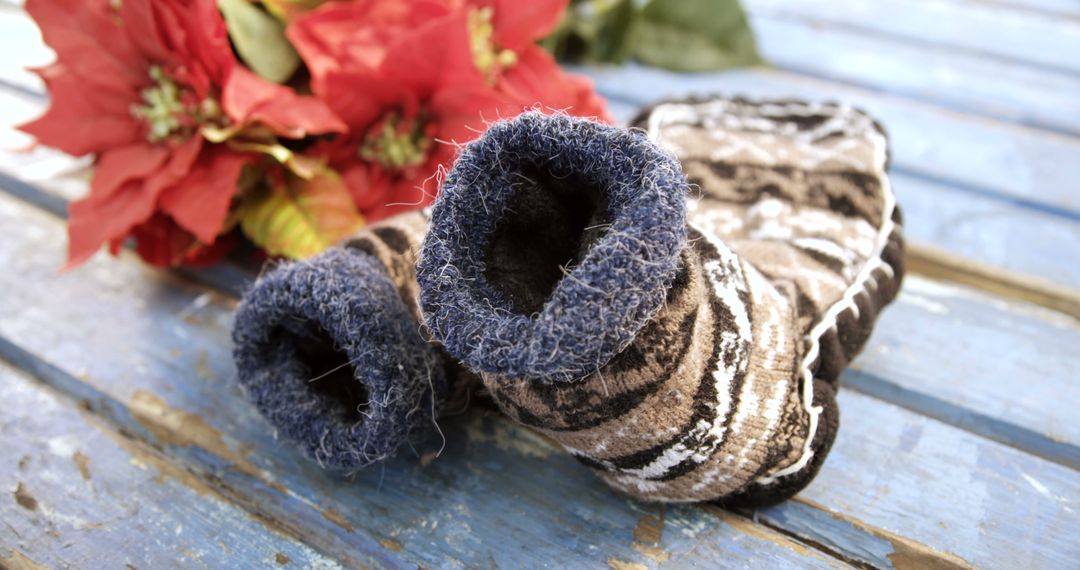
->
(0, 362, 349, 570)
(857, 276, 1080, 461)
(771, 390, 1080, 570)
(744, 0, 1080, 77)
(0, 193, 846, 568)
(1, 176, 1077, 567)
(746, 14, 1080, 136)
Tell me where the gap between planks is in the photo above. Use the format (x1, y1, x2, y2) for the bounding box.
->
(906, 243, 1080, 322)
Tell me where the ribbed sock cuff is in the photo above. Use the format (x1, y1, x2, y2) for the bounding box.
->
(418, 112, 689, 381)
(232, 248, 447, 470)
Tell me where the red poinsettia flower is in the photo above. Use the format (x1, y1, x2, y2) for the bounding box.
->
(310, 10, 510, 220)
(289, 0, 609, 218)
(21, 0, 345, 268)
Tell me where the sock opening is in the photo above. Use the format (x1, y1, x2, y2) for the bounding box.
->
(273, 323, 370, 424)
(485, 164, 611, 315)
(418, 113, 690, 380)
(233, 247, 450, 470)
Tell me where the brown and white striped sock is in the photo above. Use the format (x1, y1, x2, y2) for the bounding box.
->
(417, 104, 903, 504)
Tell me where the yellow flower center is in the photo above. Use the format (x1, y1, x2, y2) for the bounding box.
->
(130, 66, 223, 143)
(467, 7, 517, 83)
(359, 113, 431, 170)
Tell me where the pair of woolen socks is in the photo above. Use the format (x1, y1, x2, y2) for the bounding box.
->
(232, 97, 903, 505)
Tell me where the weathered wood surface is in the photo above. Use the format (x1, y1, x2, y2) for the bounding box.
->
(3, 182, 1079, 567)
(0, 361, 345, 570)
(2, 0, 1080, 567)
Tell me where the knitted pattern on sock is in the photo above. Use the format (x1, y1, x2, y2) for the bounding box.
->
(417, 112, 689, 381)
(232, 219, 449, 471)
(634, 97, 904, 504)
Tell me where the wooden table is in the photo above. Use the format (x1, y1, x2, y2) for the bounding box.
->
(2, 1, 1078, 568)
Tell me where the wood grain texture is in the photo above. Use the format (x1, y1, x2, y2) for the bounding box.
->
(744, 0, 1080, 76)
(905, 244, 1080, 320)
(748, 14, 1080, 135)
(0, 185, 848, 569)
(2, 185, 1078, 567)
(855, 275, 1080, 462)
(0, 362, 344, 570)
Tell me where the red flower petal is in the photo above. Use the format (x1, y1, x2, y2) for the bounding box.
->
(320, 68, 415, 130)
(489, 0, 569, 52)
(382, 11, 484, 96)
(158, 148, 253, 244)
(222, 66, 346, 138)
(288, 0, 450, 95)
(90, 143, 171, 200)
(497, 46, 611, 121)
(129, 213, 196, 267)
(430, 84, 517, 144)
(19, 64, 143, 156)
(64, 137, 203, 269)
(25, 0, 146, 89)
(118, 0, 174, 65)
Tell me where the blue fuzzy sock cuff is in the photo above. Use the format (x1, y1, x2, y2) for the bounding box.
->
(418, 112, 688, 381)
(232, 248, 448, 470)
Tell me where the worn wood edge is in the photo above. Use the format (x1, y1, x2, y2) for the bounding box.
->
(728, 499, 977, 570)
(0, 335, 405, 569)
(906, 241, 1080, 321)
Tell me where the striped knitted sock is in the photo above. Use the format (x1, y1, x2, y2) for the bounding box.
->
(417, 109, 903, 504)
(634, 97, 905, 504)
(232, 211, 466, 471)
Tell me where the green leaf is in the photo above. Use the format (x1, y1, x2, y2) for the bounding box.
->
(542, 0, 636, 64)
(225, 140, 325, 179)
(632, 0, 761, 72)
(218, 0, 301, 83)
(238, 169, 364, 259)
